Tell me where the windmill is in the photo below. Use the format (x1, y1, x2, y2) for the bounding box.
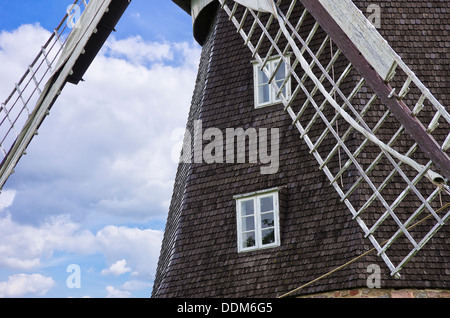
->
(217, 0, 450, 278)
(0, 0, 448, 298)
(153, 0, 449, 297)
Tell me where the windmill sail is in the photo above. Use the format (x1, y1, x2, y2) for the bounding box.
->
(233, 0, 277, 15)
(221, 0, 450, 276)
(0, 0, 130, 190)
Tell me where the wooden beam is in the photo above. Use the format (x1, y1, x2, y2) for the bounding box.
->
(300, 0, 450, 181)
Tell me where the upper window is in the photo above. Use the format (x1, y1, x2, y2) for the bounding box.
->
(235, 189, 280, 252)
(253, 56, 291, 108)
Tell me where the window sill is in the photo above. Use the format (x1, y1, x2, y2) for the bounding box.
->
(238, 242, 281, 253)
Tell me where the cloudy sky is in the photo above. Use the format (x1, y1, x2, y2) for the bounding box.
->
(0, 0, 200, 297)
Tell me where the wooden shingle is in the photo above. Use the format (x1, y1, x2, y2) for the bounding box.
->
(152, 0, 449, 298)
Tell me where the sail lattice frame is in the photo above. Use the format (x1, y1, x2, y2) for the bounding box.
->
(219, 0, 450, 276)
(0, 0, 90, 188)
(0, 0, 130, 191)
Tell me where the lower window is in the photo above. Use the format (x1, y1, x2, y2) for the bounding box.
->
(235, 189, 280, 252)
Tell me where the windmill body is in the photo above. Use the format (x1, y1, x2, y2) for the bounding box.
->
(0, 0, 448, 298)
(153, 0, 449, 298)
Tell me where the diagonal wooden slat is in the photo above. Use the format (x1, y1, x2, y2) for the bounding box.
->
(220, 0, 450, 276)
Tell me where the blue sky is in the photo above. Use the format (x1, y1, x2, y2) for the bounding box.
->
(0, 0, 200, 298)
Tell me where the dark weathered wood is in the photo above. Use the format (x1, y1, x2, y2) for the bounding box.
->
(301, 0, 450, 181)
(154, 0, 450, 298)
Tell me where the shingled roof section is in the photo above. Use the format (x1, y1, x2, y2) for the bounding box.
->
(152, 0, 449, 298)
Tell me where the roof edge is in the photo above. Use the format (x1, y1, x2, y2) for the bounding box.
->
(172, 0, 217, 45)
(172, 0, 191, 14)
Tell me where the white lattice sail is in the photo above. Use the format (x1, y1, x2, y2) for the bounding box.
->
(219, 0, 450, 276)
(0, 0, 130, 190)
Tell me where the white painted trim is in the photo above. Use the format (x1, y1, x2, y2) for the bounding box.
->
(191, 0, 215, 23)
(253, 55, 291, 109)
(236, 190, 280, 253)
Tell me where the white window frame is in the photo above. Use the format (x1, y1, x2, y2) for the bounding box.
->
(253, 55, 291, 108)
(234, 189, 280, 253)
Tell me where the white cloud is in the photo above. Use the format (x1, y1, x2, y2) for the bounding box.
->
(121, 279, 152, 291)
(0, 210, 163, 297)
(96, 225, 164, 279)
(0, 213, 97, 270)
(101, 259, 131, 276)
(0, 23, 201, 224)
(0, 273, 55, 298)
(103, 35, 173, 65)
(0, 24, 51, 98)
(0, 190, 16, 211)
(105, 285, 132, 298)
(0, 23, 197, 297)
(0, 185, 163, 281)
(0, 211, 163, 281)
(104, 279, 152, 298)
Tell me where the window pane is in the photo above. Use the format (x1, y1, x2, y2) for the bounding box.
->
(258, 85, 270, 104)
(242, 216, 255, 231)
(258, 68, 269, 85)
(262, 229, 275, 245)
(260, 196, 273, 212)
(275, 60, 288, 101)
(261, 212, 274, 229)
(275, 79, 286, 98)
(241, 199, 254, 216)
(275, 61, 286, 81)
(237, 190, 279, 252)
(242, 232, 256, 248)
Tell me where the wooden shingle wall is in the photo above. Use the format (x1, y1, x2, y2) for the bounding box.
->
(152, 0, 449, 298)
